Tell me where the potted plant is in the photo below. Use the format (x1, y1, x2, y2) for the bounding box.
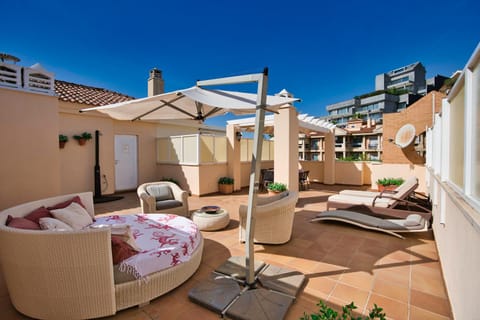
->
(218, 177, 234, 194)
(376, 177, 404, 192)
(267, 182, 287, 196)
(73, 132, 92, 145)
(59, 134, 68, 149)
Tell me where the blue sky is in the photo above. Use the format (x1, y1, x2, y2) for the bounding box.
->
(2, 0, 478, 127)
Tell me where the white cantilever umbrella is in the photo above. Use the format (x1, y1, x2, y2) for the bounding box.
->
(80, 84, 297, 122)
(81, 69, 299, 285)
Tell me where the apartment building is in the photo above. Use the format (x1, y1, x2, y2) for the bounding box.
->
(324, 62, 446, 127)
(299, 118, 382, 161)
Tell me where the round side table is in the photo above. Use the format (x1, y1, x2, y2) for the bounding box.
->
(192, 208, 230, 231)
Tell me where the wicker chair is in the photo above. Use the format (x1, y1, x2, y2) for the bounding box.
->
(239, 191, 298, 244)
(137, 181, 189, 217)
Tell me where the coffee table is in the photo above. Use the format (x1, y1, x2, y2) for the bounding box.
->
(192, 206, 230, 231)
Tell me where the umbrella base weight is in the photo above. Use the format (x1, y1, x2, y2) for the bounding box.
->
(189, 256, 305, 320)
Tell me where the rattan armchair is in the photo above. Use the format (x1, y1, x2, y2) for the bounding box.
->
(239, 191, 298, 244)
(137, 181, 189, 217)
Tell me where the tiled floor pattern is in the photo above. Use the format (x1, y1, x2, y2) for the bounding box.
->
(0, 184, 452, 319)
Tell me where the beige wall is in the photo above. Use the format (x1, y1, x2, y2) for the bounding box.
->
(0, 88, 61, 210)
(428, 172, 480, 318)
(367, 162, 426, 193)
(299, 161, 324, 183)
(334, 161, 365, 185)
(59, 102, 161, 195)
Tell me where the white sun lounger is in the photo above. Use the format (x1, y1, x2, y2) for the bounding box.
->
(310, 210, 430, 239)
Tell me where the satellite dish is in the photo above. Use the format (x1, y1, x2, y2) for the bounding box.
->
(395, 123, 416, 148)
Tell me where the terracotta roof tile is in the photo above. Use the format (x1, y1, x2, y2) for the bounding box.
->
(54, 80, 135, 106)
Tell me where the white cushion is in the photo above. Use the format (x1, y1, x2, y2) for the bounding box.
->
(50, 202, 93, 230)
(39, 217, 73, 231)
(404, 214, 423, 227)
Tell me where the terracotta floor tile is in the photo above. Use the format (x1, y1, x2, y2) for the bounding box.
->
(373, 266, 411, 288)
(330, 282, 369, 310)
(366, 293, 408, 320)
(339, 270, 375, 291)
(304, 275, 337, 298)
(410, 289, 452, 318)
(410, 306, 452, 320)
(372, 279, 409, 303)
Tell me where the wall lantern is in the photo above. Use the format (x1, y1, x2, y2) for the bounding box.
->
(236, 131, 242, 142)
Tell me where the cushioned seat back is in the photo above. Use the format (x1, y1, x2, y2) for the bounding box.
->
(393, 177, 418, 198)
(146, 185, 174, 201)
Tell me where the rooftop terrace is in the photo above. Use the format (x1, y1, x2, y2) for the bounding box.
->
(0, 184, 451, 319)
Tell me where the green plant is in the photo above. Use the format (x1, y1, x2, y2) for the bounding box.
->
(301, 300, 386, 320)
(376, 177, 404, 186)
(73, 132, 92, 140)
(267, 182, 287, 192)
(218, 177, 234, 185)
(59, 134, 68, 142)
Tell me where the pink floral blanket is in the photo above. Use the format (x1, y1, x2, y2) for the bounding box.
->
(92, 214, 201, 279)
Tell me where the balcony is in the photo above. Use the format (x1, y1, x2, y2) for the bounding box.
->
(0, 185, 450, 319)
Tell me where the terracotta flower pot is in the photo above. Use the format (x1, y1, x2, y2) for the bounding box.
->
(218, 184, 234, 194)
(378, 184, 397, 192)
(59, 141, 66, 149)
(76, 138, 86, 146)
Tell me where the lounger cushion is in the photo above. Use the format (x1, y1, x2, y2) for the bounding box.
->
(50, 202, 93, 230)
(404, 214, 423, 227)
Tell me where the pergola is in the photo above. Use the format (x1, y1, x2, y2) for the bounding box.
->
(226, 112, 337, 191)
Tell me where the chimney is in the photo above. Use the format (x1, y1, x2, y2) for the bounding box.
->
(148, 68, 164, 96)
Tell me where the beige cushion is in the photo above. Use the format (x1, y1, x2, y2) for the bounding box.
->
(50, 202, 93, 230)
(404, 214, 423, 227)
(39, 217, 74, 231)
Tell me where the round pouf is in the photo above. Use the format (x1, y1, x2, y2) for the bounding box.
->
(192, 209, 230, 231)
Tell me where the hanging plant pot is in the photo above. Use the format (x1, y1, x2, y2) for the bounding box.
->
(59, 134, 68, 149)
(73, 132, 92, 146)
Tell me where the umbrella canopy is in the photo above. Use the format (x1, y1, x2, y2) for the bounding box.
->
(80, 86, 299, 121)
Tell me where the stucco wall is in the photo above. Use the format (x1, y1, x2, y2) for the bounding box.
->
(429, 172, 480, 318)
(59, 102, 161, 195)
(0, 88, 61, 209)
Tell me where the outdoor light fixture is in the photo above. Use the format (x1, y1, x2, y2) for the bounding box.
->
(236, 131, 242, 141)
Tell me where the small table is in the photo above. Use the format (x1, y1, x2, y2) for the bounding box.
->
(192, 207, 230, 231)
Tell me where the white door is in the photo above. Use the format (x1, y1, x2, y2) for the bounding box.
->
(115, 135, 138, 191)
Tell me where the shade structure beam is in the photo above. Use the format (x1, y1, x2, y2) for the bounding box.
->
(132, 94, 187, 121)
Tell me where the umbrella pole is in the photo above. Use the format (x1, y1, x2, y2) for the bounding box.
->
(244, 68, 268, 285)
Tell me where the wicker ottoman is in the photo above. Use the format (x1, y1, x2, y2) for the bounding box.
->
(192, 208, 230, 231)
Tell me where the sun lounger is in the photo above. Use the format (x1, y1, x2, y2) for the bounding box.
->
(338, 176, 418, 198)
(310, 210, 430, 239)
(327, 177, 426, 218)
